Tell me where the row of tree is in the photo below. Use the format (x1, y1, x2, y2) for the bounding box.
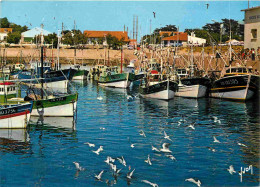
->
(141, 19, 244, 45)
(1, 17, 125, 49)
(0, 17, 29, 44)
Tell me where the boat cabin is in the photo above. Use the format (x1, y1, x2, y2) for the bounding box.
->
(176, 68, 189, 78)
(30, 61, 51, 73)
(0, 82, 17, 103)
(14, 63, 25, 71)
(223, 66, 253, 77)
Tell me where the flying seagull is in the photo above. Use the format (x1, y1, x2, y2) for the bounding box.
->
(141, 180, 159, 187)
(95, 170, 104, 180)
(127, 169, 135, 179)
(227, 165, 236, 175)
(185, 178, 201, 187)
(84, 142, 95, 147)
(213, 136, 220, 143)
(164, 131, 173, 142)
(144, 155, 152, 165)
(73, 162, 84, 171)
(160, 143, 172, 153)
(152, 145, 160, 152)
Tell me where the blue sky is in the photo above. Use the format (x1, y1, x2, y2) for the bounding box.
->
(1, 1, 260, 40)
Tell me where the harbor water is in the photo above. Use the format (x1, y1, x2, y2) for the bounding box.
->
(0, 80, 259, 186)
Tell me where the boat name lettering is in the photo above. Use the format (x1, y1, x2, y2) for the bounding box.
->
(0, 107, 18, 116)
(220, 79, 239, 86)
(182, 81, 191, 85)
(49, 97, 66, 102)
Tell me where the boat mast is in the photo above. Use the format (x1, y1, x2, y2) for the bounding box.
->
(57, 32, 60, 70)
(40, 25, 44, 99)
(73, 20, 76, 66)
(121, 45, 123, 73)
(191, 44, 194, 77)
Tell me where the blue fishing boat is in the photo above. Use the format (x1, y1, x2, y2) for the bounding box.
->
(18, 61, 75, 93)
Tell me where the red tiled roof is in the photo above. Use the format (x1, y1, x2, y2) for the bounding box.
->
(84, 30, 129, 42)
(162, 32, 188, 41)
(0, 28, 13, 33)
(159, 31, 173, 36)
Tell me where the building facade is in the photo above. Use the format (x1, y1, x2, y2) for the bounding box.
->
(21, 27, 51, 43)
(83, 30, 129, 45)
(241, 6, 260, 50)
(0, 28, 13, 41)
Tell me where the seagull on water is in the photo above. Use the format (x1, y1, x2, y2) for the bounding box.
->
(188, 123, 195, 130)
(238, 142, 247, 147)
(109, 163, 117, 172)
(164, 131, 173, 142)
(139, 130, 146, 137)
(185, 178, 201, 187)
(152, 145, 160, 152)
(117, 156, 126, 167)
(145, 155, 152, 165)
(92, 146, 103, 155)
(97, 96, 103, 100)
(84, 142, 95, 147)
(207, 147, 216, 152)
(212, 116, 218, 122)
(95, 170, 104, 180)
(213, 136, 220, 143)
(104, 156, 112, 165)
(160, 143, 172, 153)
(130, 143, 136, 148)
(227, 165, 236, 175)
(141, 180, 159, 187)
(166, 154, 177, 161)
(127, 169, 135, 179)
(73, 162, 85, 171)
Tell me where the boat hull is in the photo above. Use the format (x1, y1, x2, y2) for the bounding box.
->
(72, 70, 89, 80)
(99, 73, 131, 88)
(210, 74, 258, 101)
(175, 84, 208, 98)
(99, 80, 131, 88)
(0, 103, 33, 129)
(175, 77, 211, 98)
(140, 80, 178, 100)
(31, 94, 78, 117)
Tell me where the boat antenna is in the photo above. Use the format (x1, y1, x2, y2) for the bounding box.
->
(40, 24, 44, 99)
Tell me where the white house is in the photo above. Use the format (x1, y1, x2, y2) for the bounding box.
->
(188, 32, 206, 46)
(21, 27, 51, 43)
(0, 28, 13, 41)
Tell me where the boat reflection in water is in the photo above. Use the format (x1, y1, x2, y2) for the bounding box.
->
(0, 129, 31, 154)
(30, 116, 76, 131)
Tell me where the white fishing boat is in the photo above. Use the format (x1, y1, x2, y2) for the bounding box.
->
(0, 82, 33, 129)
(210, 65, 259, 100)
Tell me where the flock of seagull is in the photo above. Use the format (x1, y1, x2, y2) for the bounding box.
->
(71, 96, 249, 186)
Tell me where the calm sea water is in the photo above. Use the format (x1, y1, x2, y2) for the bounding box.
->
(0, 80, 259, 186)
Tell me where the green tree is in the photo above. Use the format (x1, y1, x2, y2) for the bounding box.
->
(7, 31, 21, 44)
(0, 17, 10, 28)
(44, 33, 58, 48)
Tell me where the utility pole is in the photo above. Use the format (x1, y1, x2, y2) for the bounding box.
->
(136, 16, 138, 44)
(150, 19, 152, 45)
(74, 20, 76, 66)
(133, 15, 135, 40)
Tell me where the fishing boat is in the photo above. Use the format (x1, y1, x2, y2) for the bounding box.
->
(210, 65, 259, 101)
(175, 46, 211, 98)
(175, 75, 211, 98)
(139, 70, 178, 100)
(18, 61, 75, 93)
(0, 82, 33, 129)
(98, 66, 132, 88)
(126, 60, 146, 85)
(72, 64, 89, 80)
